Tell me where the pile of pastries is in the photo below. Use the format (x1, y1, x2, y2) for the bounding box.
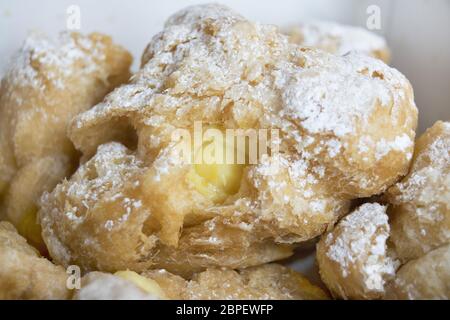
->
(0, 4, 448, 300)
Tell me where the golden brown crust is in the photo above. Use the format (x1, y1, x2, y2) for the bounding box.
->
(0, 32, 132, 248)
(144, 264, 329, 300)
(39, 4, 417, 276)
(141, 269, 187, 300)
(39, 143, 153, 272)
(386, 121, 450, 262)
(39, 142, 293, 275)
(316, 203, 396, 299)
(317, 122, 450, 300)
(0, 221, 70, 300)
(385, 244, 450, 300)
(72, 264, 327, 300)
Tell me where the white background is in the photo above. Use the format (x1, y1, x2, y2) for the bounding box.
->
(1, 0, 449, 132)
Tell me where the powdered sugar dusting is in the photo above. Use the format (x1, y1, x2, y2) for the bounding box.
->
(4, 32, 106, 91)
(164, 3, 244, 28)
(279, 51, 403, 138)
(393, 121, 450, 204)
(41, 142, 145, 227)
(325, 203, 396, 291)
(287, 21, 388, 57)
(375, 133, 413, 160)
(71, 4, 413, 168)
(64, 4, 416, 248)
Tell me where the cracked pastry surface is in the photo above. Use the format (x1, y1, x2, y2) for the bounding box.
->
(0, 221, 70, 299)
(385, 244, 450, 299)
(39, 142, 292, 274)
(316, 203, 396, 299)
(75, 264, 328, 300)
(173, 264, 328, 300)
(40, 4, 417, 275)
(285, 21, 390, 63)
(386, 121, 450, 262)
(0, 32, 132, 251)
(317, 122, 450, 299)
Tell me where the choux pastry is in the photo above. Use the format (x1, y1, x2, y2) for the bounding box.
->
(386, 121, 449, 262)
(0, 32, 132, 252)
(317, 122, 450, 299)
(39, 4, 417, 276)
(285, 21, 390, 63)
(75, 264, 328, 300)
(0, 221, 70, 299)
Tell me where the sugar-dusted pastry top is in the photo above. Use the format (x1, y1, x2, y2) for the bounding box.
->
(285, 21, 390, 63)
(40, 4, 417, 276)
(317, 122, 450, 300)
(386, 121, 450, 262)
(0, 31, 132, 250)
(316, 203, 396, 299)
(0, 31, 132, 180)
(71, 4, 416, 196)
